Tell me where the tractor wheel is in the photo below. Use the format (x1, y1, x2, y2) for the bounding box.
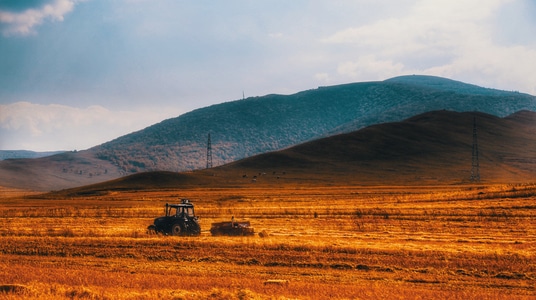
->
(190, 223, 201, 236)
(171, 223, 182, 236)
(147, 225, 156, 235)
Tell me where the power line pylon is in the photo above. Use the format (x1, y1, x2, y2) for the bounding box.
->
(470, 115, 480, 182)
(206, 133, 213, 169)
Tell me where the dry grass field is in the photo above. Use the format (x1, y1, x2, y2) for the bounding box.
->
(0, 183, 535, 299)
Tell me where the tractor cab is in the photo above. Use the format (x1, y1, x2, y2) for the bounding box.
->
(166, 200, 195, 219)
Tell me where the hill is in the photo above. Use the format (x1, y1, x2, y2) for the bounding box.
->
(52, 110, 536, 196)
(0, 150, 122, 191)
(0, 150, 66, 160)
(1, 75, 535, 191)
(94, 75, 535, 174)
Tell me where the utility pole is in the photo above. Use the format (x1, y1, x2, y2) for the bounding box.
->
(470, 115, 480, 182)
(206, 133, 213, 169)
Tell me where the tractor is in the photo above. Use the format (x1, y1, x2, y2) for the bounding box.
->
(147, 199, 201, 236)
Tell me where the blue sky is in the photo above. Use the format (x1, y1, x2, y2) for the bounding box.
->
(1, 0, 535, 151)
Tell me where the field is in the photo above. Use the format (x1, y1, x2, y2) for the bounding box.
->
(0, 183, 535, 299)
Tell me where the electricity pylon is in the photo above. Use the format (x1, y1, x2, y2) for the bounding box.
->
(206, 133, 213, 169)
(470, 115, 480, 182)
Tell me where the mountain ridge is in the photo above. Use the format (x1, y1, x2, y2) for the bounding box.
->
(384, 75, 523, 96)
(1, 75, 535, 191)
(92, 75, 536, 171)
(0, 150, 66, 160)
(48, 110, 536, 196)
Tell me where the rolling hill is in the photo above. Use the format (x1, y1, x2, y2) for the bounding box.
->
(94, 75, 535, 174)
(0, 150, 66, 160)
(51, 110, 536, 196)
(1, 75, 535, 191)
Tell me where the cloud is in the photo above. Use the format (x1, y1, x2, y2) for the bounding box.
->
(0, 0, 77, 36)
(319, 0, 536, 93)
(0, 102, 184, 151)
(322, 0, 506, 46)
(337, 55, 406, 81)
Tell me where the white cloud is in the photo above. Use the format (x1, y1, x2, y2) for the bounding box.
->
(0, 102, 184, 151)
(268, 32, 284, 39)
(323, 0, 506, 46)
(314, 73, 331, 85)
(319, 0, 536, 94)
(0, 0, 77, 36)
(337, 55, 406, 81)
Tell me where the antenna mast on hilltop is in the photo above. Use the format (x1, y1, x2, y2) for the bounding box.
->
(470, 115, 480, 182)
(206, 133, 213, 169)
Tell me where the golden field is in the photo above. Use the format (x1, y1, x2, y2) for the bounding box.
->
(0, 183, 535, 299)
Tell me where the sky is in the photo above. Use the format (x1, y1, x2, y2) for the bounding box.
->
(1, 0, 535, 151)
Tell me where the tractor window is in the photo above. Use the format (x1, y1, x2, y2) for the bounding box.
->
(185, 207, 194, 217)
(173, 207, 194, 217)
(169, 206, 194, 217)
